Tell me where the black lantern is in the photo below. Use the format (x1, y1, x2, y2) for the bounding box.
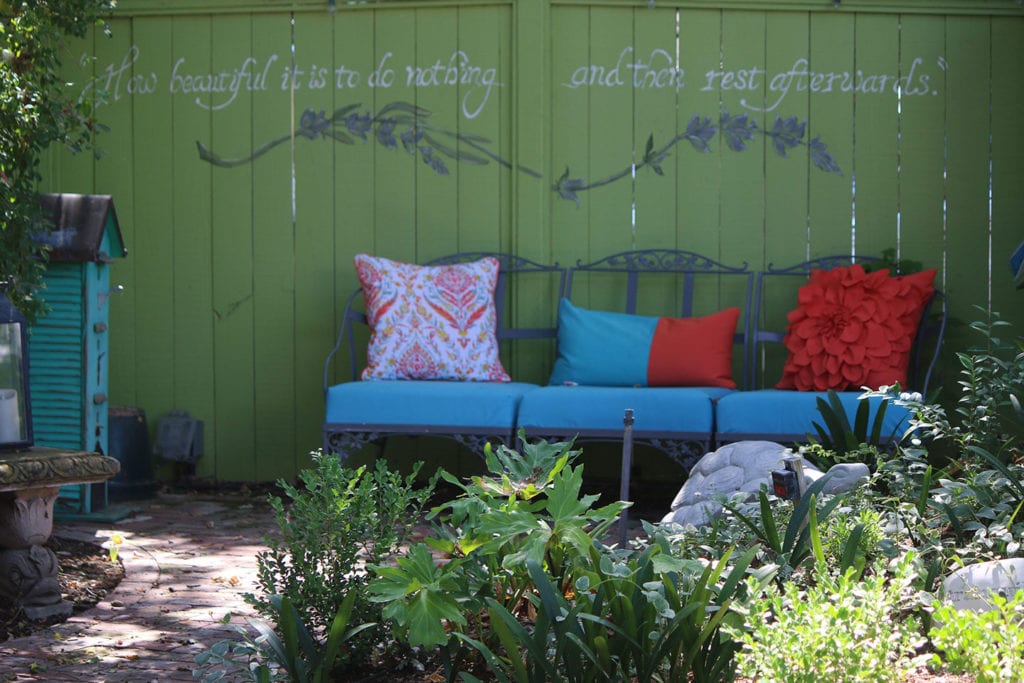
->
(0, 290, 32, 450)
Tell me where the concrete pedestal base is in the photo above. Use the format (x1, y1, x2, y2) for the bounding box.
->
(0, 447, 119, 620)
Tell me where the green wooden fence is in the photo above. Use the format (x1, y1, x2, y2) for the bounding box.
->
(41, 0, 1024, 482)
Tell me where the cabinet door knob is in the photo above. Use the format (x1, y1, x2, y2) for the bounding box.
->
(93, 393, 108, 405)
(94, 322, 108, 333)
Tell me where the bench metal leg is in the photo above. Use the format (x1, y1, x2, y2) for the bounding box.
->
(619, 409, 634, 548)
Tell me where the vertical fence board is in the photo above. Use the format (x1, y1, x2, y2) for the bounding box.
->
(852, 13, 900, 261)
(896, 15, 950, 400)
(510, 0, 555, 390)
(897, 15, 947, 280)
(511, 0, 550, 264)
(631, 7, 683, 318)
(990, 18, 1024, 319)
(330, 9, 376, 393)
(718, 9, 766, 325)
(584, 6, 636, 310)
(209, 14, 256, 481)
(293, 13, 337, 464)
(371, 12, 417, 263)
(128, 18, 176, 474)
(676, 9, 723, 261)
(944, 16, 993, 358)
(762, 11, 810, 274)
(170, 16, 217, 478)
(633, 6, 682, 258)
(414, 9, 461, 260)
(757, 11, 811, 386)
(251, 14, 297, 482)
(807, 12, 854, 256)
(550, 5, 593, 279)
(456, 5, 511, 254)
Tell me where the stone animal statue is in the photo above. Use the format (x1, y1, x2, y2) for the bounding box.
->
(661, 440, 870, 528)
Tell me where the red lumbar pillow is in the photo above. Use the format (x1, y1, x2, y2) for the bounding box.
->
(776, 264, 936, 392)
(647, 307, 741, 387)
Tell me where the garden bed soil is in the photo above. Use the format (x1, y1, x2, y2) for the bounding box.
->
(0, 535, 125, 643)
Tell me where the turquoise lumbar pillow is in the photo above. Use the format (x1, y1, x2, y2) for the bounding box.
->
(548, 299, 739, 388)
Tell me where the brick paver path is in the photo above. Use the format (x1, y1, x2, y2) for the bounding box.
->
(0, 492, 273, 682)
(0, 486, 655, 682)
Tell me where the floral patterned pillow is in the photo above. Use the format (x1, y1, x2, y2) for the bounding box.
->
(354, 254, 511, 382)
(776, 265, 936, 392)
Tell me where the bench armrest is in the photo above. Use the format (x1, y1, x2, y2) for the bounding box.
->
(323, 287, 368, 392)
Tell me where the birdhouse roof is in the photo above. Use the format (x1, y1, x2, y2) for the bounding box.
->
(36, 193, 127, 263)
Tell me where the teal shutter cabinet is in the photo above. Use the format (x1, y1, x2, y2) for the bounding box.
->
(29, 194, 127, 514)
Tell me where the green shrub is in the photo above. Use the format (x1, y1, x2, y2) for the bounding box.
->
(730, 556, 922, 683)
(456, 541, 769, 683)
(809, 389, 895, 464)
(195, 592, 374, 682)
(930, 590, 1024, 682)
(870, 310, 1023, 468)
(370, 434, 768, 682)
(247, 453, 437, 666)
(368, 435, 627, 653)
(717, 476, 854, 583)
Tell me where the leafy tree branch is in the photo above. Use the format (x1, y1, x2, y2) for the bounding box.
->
(1, 0, 114, 320)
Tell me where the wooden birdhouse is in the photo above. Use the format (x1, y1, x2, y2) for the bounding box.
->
(29, 193, 127, 515)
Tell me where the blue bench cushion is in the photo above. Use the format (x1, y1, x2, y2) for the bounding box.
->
(517, 385, 730, 438)
(715, 389, 912, 442)
(325, 380, 539, 429)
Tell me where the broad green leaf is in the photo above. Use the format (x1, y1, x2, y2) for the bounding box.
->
(545, 465, 591, 522)
(651, 552, 686, 575)
(404, 589, 467, 649)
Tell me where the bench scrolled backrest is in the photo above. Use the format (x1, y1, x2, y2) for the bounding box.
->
(564, 248, 755, 386)
(748, 255, 948, 395)
(323, 252, 566, 389)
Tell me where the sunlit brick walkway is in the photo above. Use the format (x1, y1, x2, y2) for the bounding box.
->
(0, 482, 656, 682)
(0, 492, 273, 682)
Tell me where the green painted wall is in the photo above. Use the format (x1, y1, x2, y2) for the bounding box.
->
(42, 0, 1024, 482)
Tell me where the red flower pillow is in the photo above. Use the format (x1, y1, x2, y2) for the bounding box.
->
(776, 265, 936, 392)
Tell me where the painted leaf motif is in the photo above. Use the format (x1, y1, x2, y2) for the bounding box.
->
(720, 110, 757, 152)
(298, 108, 331, 139)
(344, 110, 373, 140)
(809, 135, 843, 175)
(419, 146, 449, 175)
(643, 133, 668, 175)
(555, 166, 584, 207)
(375, 118, 398, 149)
(766, 115, 806, 158)
(684, 114, 717, 153)
(401, 126, 424, 154)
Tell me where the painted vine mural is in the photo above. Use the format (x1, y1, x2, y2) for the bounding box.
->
(196, 101, 841, 206)
(76, 40, 945, 207)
